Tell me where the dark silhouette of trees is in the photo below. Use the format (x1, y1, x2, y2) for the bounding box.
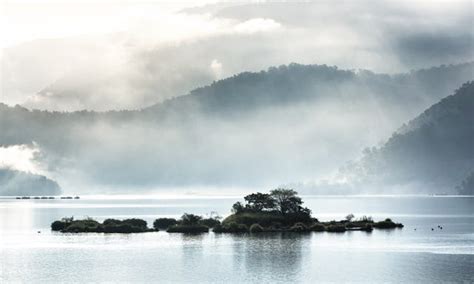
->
(231, 188, 312, 220)
(270, 188, 303, 214)
(153, 218, 178, 229)
(179, 213, 202, 225)
(243, 192, 275, 212)
(231, 201, 245, 213)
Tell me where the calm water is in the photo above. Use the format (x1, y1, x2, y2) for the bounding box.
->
(0, 195, 473, 283)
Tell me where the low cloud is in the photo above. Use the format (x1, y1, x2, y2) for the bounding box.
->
(0, 143, 43, 174)
(210, 59, 223, 79)
(234, 18, 281, 34)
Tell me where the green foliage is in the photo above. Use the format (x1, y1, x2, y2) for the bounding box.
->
(233, 189, 311, 223)
(249, 223, 264, 233)
(327, 224, 346, 233)
(270, 188, 312, 217)
(51, 220, 68, 231)
(309, 223, 326, 232)
(103, 218, 121, 226)
(244, 192, 275, 212)
(358, 216, 373, 222)
(198, 217, 221, 228)
(363, 224, 373, 232)
(65, 219, 101, 233)
(214, 222, 249, 233)
(345, 214, 355, 222)
(289, 222, 309, 232)
(122, 218, 147, 228)
(51, 217, 151, 233)
(373, 219, 404, 229)
(179, 213, 202, 226)
(231, 202, 245, 214)
(223, 212, 287, 227)
(153, 218, 178, 229)
(102, 219, 149, 233)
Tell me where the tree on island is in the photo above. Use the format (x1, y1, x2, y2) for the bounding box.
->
(270, 188, 310, 215)
(230, 188, 312, 222)
(244, 192, 276, 212)
(179, 213, 202, 225)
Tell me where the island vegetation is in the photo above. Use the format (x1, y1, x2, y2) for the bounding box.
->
(213, 189, 403, 233)
(51, 189, 403, 234)
(51, 217, 153, 233)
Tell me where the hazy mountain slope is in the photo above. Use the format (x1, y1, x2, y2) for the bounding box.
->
(145, 62, 474, 115)
(339, 82, 474, 194)
(457, 172, 474, 195)
(0, 63, 472, 192)
(0, 168, 61, 196)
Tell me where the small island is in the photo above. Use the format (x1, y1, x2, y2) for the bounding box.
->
(51, 217, 153, 233)
(51, 189, 403, 234)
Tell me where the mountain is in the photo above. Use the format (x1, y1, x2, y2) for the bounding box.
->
(0, 168, 61, 196)
(457, 172, 474, 195)
(0, 63, 472, 192)
(338, 81, 474, 194)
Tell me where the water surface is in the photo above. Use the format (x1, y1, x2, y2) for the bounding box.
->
(1, 196, 473, 282)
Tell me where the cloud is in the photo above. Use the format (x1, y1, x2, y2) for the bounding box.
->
(234, 18, 281, 34)
(0, 144, 42, 174)
(210, 59, 223, 78)
(1, 0, 472, 111)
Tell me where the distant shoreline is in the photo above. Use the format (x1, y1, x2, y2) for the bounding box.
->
(1, 194, 473, 200)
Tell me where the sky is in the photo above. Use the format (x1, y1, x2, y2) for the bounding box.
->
(1, 0, 472, 109)
(0, 0, 216, 48)
(0, 0, 470, 48)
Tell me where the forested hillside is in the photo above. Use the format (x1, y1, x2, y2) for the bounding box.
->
(339, 82, 474, 194)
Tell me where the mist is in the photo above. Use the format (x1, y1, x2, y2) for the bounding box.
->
(1, 1, 473, 196)
(1, 62, 472, 194)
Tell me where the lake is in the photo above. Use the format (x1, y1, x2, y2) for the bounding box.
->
(0, 195, 473, 283)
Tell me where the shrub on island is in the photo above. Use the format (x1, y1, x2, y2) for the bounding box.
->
(289, 222, 310, 232)
(223, 189, 313, 228)
(102, 218, 149, 233)
(153, 218, 178, 230)
(249, 223, 264, 233)
(363, 224, 373, 232)
(199, 217, 221, 228)
(166, 213, 210, 233)
(213, 222, 249, 233)
(309, 223, 326, 232)
(51, 217, 74, 231)
(51, 217, 152, 233)
(326, 224, 346, 233)
(373, 218, 404, 229)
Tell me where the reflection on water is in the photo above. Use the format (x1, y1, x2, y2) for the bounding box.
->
(0, 196, 473, 282)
